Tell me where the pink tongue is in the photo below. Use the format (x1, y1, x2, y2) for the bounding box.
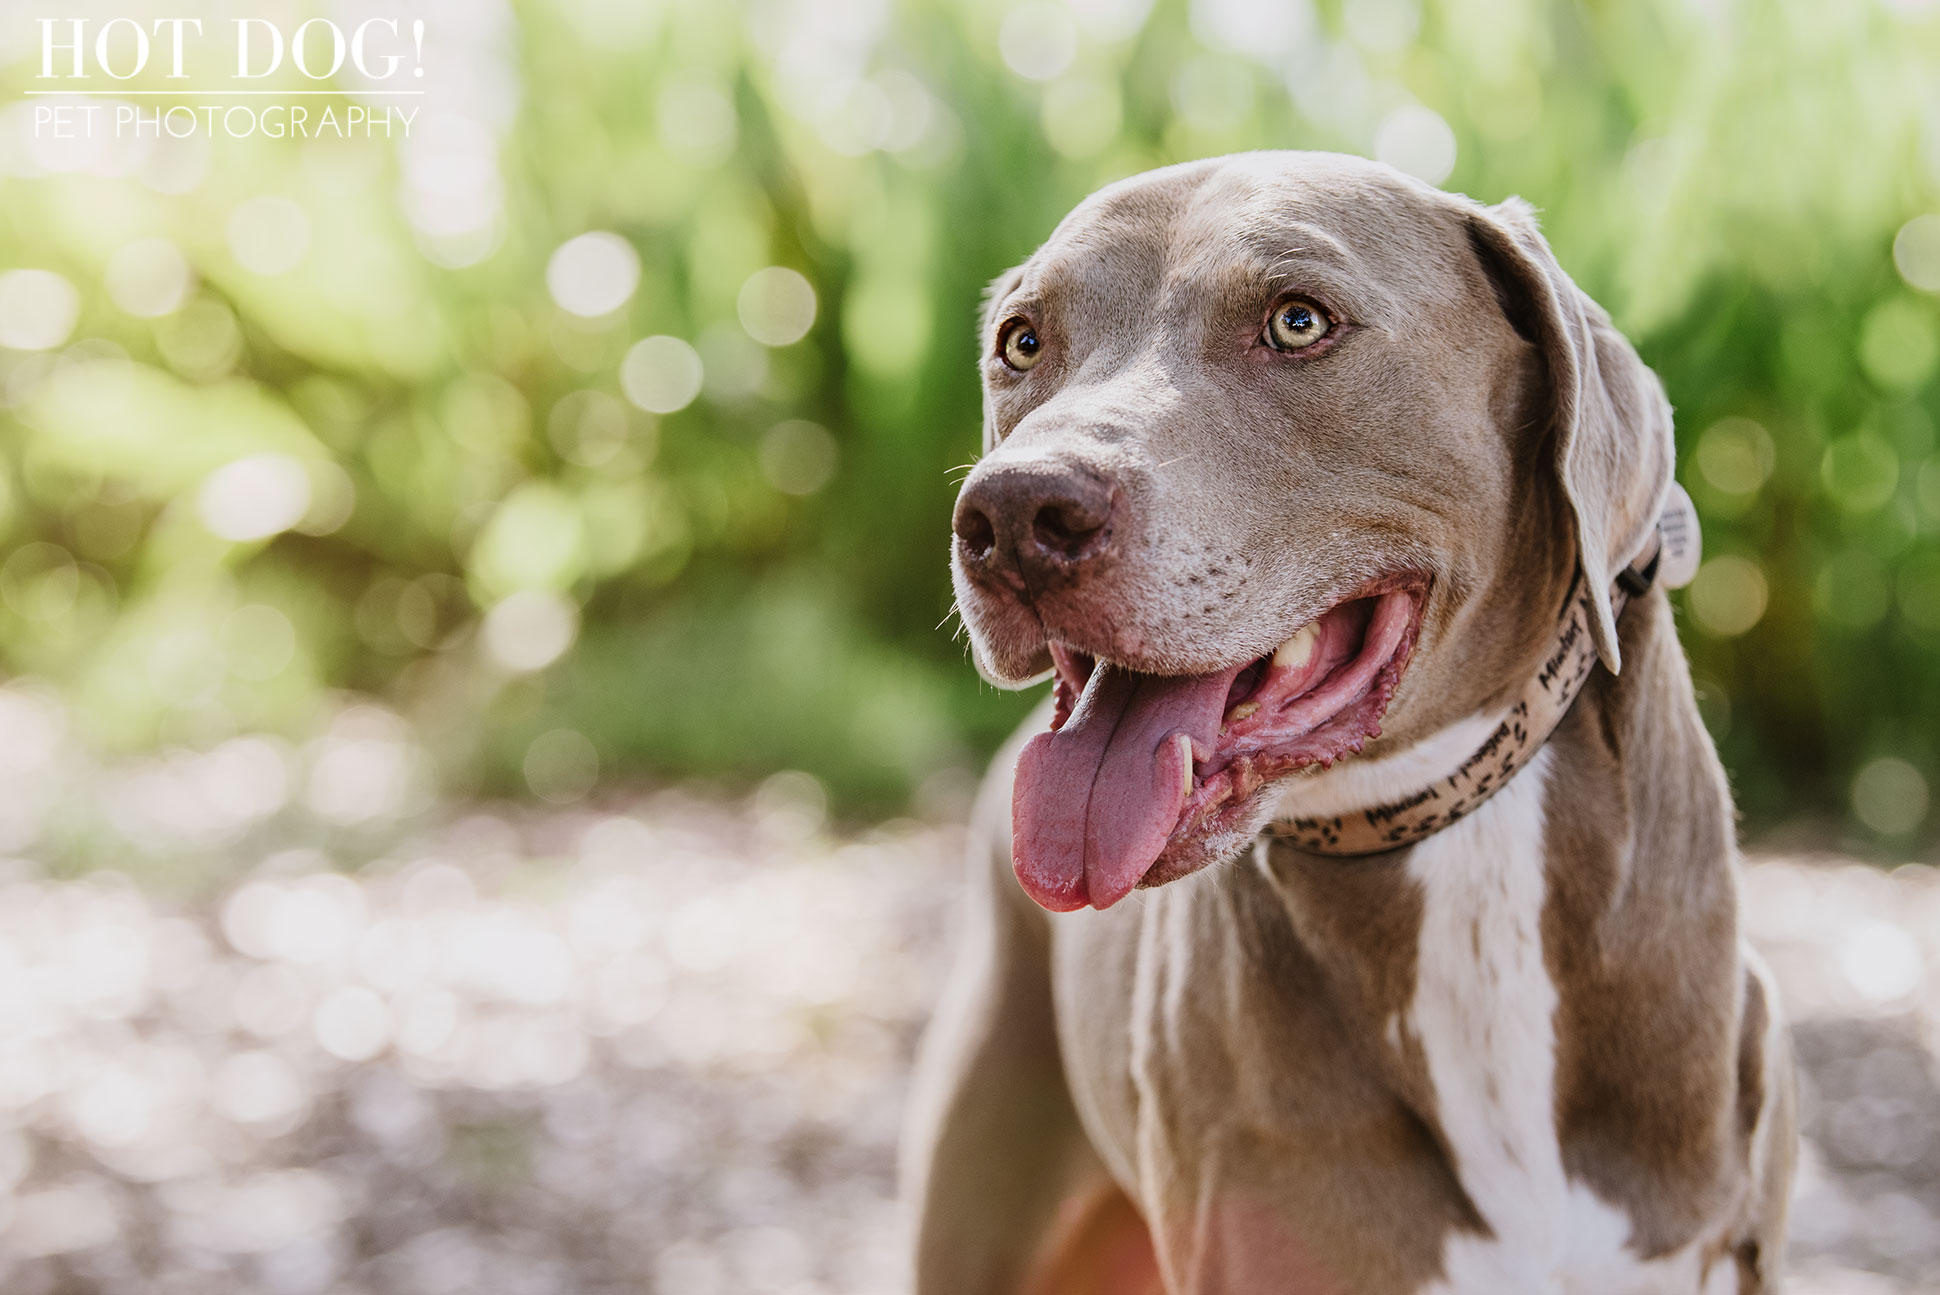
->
(1012, 661, 1244, 912)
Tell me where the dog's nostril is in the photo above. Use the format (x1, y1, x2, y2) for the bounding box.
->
(1032, 499, 1107, 560)
(955, 507, 997, 560)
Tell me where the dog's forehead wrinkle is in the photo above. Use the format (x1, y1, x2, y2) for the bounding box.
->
(1051, 161, 1208, 245)
(1023, 169, 1475, 344)
(1068, 335, 1178, 388)
(1051, 223, 1409, 343)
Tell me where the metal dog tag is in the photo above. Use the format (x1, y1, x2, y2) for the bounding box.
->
(1656, 481, 1701, 590)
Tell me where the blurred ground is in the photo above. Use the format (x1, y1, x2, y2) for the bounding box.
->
(0, 770, 1936, 1292)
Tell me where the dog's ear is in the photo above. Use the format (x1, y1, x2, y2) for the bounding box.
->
(977, 266, 1024, 453)
(1465, 197, 1674, 674)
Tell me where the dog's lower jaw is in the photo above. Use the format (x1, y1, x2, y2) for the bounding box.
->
(1139, 817, 1270, 890)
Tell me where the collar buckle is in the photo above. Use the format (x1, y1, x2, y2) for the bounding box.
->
(1616, 538, 1662, 599)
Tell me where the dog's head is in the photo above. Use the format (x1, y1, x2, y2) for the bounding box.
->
(950, 152, 1673, 911)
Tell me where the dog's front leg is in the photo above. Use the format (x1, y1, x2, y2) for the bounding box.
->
(902, 744, 1159, 1295)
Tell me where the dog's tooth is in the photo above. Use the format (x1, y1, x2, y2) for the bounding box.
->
(1273, 622, 1319, 671)
(1229, 701, 1260, 721)
(1175, 734, 1194, 798)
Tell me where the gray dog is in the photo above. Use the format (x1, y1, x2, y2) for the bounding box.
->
(901, 153, 1795, 1294)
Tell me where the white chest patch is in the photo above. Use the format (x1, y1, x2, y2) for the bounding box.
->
(1403, 748, 1725, 1295)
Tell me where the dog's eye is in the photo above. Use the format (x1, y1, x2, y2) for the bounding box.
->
(1265, 298, 1330, 351)
(998, 318, 1043, 371)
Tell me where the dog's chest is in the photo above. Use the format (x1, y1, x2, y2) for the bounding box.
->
(1061, 749, 1738, 1294)
(1400, 749, 1727, 1294)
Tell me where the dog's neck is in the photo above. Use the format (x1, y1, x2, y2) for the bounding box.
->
(1270, 495, 1698, 856)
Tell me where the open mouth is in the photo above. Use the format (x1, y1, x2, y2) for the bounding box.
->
(1010, 576, 1427, 912)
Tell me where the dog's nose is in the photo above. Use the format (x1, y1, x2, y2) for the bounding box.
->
(954, 465, 1116, 587)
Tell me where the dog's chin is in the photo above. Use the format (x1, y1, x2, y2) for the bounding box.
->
(1139, 813, 1277, 890)
(970, 636, 1051, 688)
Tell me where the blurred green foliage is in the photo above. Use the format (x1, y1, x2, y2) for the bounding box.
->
(2, 0, 1939, 847)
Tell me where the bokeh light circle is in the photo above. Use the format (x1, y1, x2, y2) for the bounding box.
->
(525, 729, 600, 804)
(198, 456, 313, 542)
(1686, 555, 1768, 637)
(547, 232, 641, 319)
(1374, 105, 1457, 185)
(1894, 214, 1940, 293)
(482, 590, 580, 673)
(999, 6, 1078, 82)
(621, 336, 705, 414)
(0, 269, 80, 351)
(760, 421, 839, 496)
(1852, 757, 1930, 836)
(104, 238, 194, 318)
(736, 268, 818, 346)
